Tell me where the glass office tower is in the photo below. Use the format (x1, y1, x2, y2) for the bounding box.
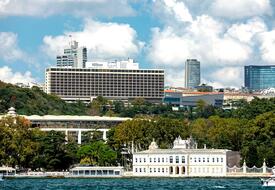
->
(244, 65, 275, 90)
(185, 59, 200, 88)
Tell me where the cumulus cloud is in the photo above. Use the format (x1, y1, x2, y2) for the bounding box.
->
(148, 15, 253, 67)
(226, 18, 267, 44)
(148, 0, 272, 88)
(0, 66, 35, 84)
(0, 0, 135, 18)
(258, 30, 275, 63)
(210, 0, 272, 19)
(153, 0, 193, 23)
(42, 19, 144, 61)
(207, 67, 243, 88)
(0, 32, 25, 62)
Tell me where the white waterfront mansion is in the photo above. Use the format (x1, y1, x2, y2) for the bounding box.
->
(133, 137, 228, 177)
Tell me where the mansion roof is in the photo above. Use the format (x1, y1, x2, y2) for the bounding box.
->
(135, 137, 228, 155)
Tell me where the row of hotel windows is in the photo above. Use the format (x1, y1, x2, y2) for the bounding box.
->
(135, 156, 224, 164)
(52, 92, 163, 97)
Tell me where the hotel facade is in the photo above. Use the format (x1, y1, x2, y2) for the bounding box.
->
(45, 62, 164, 102)
(133, 137, 228, 177)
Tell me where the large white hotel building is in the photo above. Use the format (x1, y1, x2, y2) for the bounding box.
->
(133, 137, 228, 177)
(45, 59, 164, 102)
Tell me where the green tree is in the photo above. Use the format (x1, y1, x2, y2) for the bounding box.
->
(78, 141, 117, 166)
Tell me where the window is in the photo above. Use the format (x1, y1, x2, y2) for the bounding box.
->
(139, 158, 142, 163)
(182, 156, 185, 163)
(162, 168, 164, 173)
(158, 168, 160, 172)
(150, 158, 152, 163)
(169, 156, 173, 163)
(144, 158, 146, 163)
(221, 158, 223, 162)
(135, 168, 138, 172)
(217, 158, 219, 162)
(154, 168, 156, 173)
(150, 168, 152, 173)
(212, 158, 215, 162)
(176, 156, 179, 163)
(203, 158, 205, 162)
(158, 158, 160, 162)
(207, 158, 209, 162)
(198, 158, 201, 162)
(162, 158, 164, 162)
(154, 158, 156, 163)
(135, 158, 138, 163)
(140, 168, 142, 172)
(144, 168, 146, 173)
(194, 157, 197, 162)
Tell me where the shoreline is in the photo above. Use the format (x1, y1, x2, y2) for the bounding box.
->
(4, 175, 271, 179)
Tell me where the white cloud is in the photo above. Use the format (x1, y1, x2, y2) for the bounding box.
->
(0, 32, 25, 62)
(207, 67, 243, 88)
(226, 18, 267, 44)
(258, 30, 275, 63)
(148, 0, 267, 88)
(148, 27, 193, 67)
(0, 0, 135, 18)
(210, 0, 272, 19)
(148, 15, 252, 67)
(42, 20, 144, 61)
(152, 0, 193, 25)
(0, 66, 35, 84)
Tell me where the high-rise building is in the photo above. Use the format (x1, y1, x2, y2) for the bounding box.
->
(56, 41, 87, 68)
(245, 65, 275, 90)
(185, 59, 200, 88)
(45, 60, 164, 102)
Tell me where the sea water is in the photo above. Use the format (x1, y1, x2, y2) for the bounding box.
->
(0, 178, 265, 190)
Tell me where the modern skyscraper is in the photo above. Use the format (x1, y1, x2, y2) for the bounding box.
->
(56, 41, 87, 68)
(185, 59, 200, 88)
(244, 65, 275, 90)
(45, 60, 164, 102)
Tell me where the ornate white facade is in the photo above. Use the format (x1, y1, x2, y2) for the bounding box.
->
(133, 137, 228, 177)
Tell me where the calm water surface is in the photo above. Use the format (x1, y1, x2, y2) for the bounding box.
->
(0, 178, 266, 190)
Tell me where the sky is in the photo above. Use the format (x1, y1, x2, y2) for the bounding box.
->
(1, 0, 275, 88)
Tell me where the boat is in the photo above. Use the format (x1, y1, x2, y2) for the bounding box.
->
(261, 169, 275, 187)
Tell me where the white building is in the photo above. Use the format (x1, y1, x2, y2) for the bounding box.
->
(133, 137, 228, 177)
(0, 107, 131, 144)
(45, 66, 164, 102)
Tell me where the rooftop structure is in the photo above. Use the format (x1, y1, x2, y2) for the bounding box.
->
(56, 40, 87, 68)
(86, 58, 139, 70)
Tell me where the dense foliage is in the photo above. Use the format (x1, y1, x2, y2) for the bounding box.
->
(0, 116, 117, 171)
(0, 81, 87, 115)
(1, 81, 275, 169)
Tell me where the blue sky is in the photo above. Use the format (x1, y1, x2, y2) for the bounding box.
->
(1, 0, 275, 88)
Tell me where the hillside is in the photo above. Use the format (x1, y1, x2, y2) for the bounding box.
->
(0, 81, 87, 115)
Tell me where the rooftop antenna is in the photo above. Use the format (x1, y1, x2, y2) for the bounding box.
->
(68, 34, 73, 48)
